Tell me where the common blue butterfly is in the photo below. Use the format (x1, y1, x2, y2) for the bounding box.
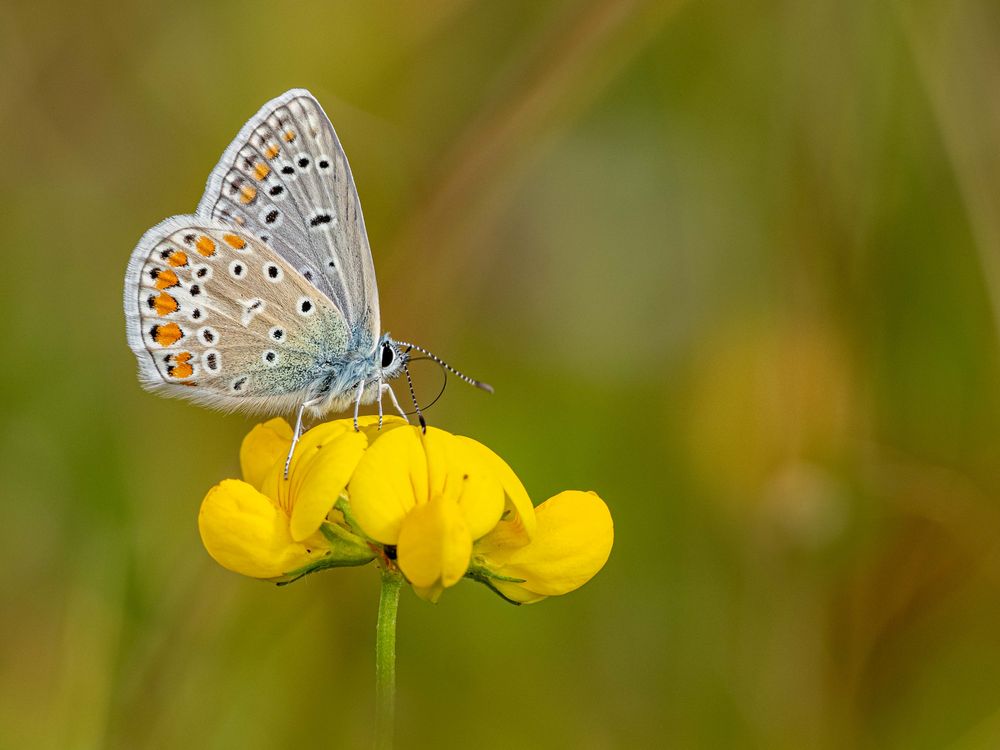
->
(124, 89, 490, 471)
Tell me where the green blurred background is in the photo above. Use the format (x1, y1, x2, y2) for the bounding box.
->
(5, 0, 1000, 747)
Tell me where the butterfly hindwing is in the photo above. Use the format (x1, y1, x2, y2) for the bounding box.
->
(195, 89, 380, 352)
(124, 215, 351, 414)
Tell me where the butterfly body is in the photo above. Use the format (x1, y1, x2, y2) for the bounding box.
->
(308, 332, 406, 415)
(124, 90, 409, 421)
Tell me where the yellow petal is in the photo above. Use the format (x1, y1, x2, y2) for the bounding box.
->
(286, 414, 405, 492)
(292, 416, 406, 479)
(356, 414, 409, 441)
(412, 583, 445, 603)
(472, 518, 530, 561)
(416, 428, 504, 538)
(454, 435, 534, 543)
(282, 419, 353, 483)
(397, 494, 472, 589)
(444, 436, 505, 540)
(419, 426, 456, 500)
(198, 479, 328, 579)
(348, 426, 428, 543)
(240, 418, 293, 491)
(259, 416, 388, 512)
(477, 490, 613, 601)
(289, 429, 368, 541)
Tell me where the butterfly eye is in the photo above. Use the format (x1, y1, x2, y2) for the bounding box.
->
(381, 344, 394, 368)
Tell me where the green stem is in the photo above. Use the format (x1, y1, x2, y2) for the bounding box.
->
(375, 565, 403, 750)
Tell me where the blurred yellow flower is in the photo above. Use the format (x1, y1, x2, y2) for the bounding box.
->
(199, 417, 613, 603)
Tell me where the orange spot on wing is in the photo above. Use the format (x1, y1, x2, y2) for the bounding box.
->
(167, 351, 194, 379)
(166, 250, 188, 267)
(196, 236, 216, 256)
(223, 233, 247, 249)
(153, 292, 178, 316)
(253, 162, 270, 180)
(283, 129, 296, 142)
(239, 185, 257, 204)
(153, 268, 179, 289)
(265, 144, 280, 159)
(152, 322, 183, 346)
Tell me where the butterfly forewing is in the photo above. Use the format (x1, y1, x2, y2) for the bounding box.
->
(195, 89, 380, 350)
(124, 215, 350, 413)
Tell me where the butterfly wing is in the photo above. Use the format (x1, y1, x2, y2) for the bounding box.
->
(195, 88, 380, 352)
(123, 215, 351, 414)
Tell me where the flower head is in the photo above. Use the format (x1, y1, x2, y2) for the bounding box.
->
(199, 416, 396, 580)
(199, 417, 613, 603)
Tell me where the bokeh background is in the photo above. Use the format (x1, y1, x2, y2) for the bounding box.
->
(4, 0, 1000, 747)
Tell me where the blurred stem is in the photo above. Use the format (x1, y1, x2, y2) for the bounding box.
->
(375, 565, 402, 750)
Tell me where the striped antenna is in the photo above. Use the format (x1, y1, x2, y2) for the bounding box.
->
(400, 352, 426, 432)
(393, 341, 494, 394)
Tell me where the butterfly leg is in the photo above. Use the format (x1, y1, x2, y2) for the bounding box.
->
(353, 380, 365, 431)
(283, 395, 323, 480)
(377, 377, 384, 430)
(379, 382, 409, 423)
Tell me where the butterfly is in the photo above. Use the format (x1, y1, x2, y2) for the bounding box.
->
(124, 88, 491, 471)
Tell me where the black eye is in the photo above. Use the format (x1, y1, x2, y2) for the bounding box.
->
(381, 344, 394, 368)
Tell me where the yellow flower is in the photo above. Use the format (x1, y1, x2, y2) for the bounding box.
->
(347, 426, 509, 601)
(199, 417, 613, 604)
(471, 490, 614, 604)
(198, 416, 403, 579)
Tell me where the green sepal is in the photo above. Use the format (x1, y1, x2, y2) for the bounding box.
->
(465, 563, 527, 606)
(335, 495, 368, 539)
(320, 518, 368, 548)
(276, 523, 376, 586)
